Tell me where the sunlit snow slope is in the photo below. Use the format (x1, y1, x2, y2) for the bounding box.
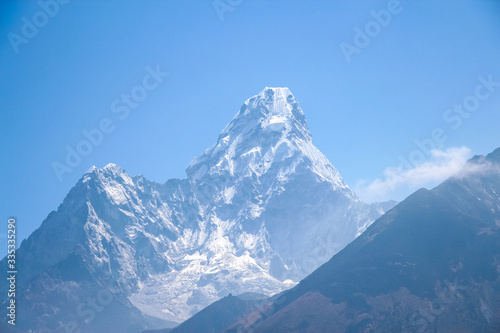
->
(0, 87, 396, 333)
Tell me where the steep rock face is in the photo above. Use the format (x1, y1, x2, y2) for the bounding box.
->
(184, 87, 381, 281)
(0, 88, 394, 333)
(222, 148, 500, 333)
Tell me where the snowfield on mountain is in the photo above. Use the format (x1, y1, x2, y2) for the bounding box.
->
(0, 87, 395, 333)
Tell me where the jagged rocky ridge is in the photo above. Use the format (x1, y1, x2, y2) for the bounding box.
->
(173, 147, 500, 333)
(0, 87, 395, 333)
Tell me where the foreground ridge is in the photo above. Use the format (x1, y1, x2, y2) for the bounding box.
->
(178, 147, 500, 333)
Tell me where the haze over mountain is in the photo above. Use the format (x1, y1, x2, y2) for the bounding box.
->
(178, 147, 500, 333)
(0, 88, 395, 333)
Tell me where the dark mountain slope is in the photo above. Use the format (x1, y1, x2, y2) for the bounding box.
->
(243, 148, 500, 332)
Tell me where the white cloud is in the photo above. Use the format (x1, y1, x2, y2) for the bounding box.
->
(454, 156, 500, 179)
(355, 147, 471, 203)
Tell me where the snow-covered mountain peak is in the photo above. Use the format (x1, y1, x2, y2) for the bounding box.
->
(230, 87, 308, 137)
(3, 87, 399, 332)
(103, 162, 122, 171)
(83, 163, 128, 182)
(84, 163, 123, 176)
(81, 163, 137, 206)
(186, 87, 346, 187)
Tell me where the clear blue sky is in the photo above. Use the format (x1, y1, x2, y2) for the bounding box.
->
(1, 0, 500, 244)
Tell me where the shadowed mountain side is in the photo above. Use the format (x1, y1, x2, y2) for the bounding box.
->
(145, 293, 272, 333)
(168, 148, 500, 333)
